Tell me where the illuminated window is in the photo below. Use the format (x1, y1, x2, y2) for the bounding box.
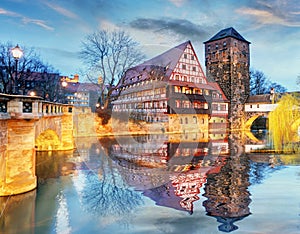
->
(193, 116, 197, 124)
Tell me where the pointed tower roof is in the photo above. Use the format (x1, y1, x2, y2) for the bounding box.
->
(204, 27, 250, 44)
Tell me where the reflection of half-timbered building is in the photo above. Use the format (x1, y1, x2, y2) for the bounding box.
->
(112, 41, 228, 132)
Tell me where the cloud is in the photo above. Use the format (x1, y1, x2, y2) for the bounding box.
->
(44, 2, 78, 19)
(0, 7, 54, 31)
(129, 17, 213, 42)
(168, 0, 188, 7)
(98, 19, 119, 31)
(0, 7, 20, 17)
(22, 18, 54, 31)
(237, 0, 300, 27)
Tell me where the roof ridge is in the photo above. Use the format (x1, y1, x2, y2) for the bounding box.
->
(204, 27, 250, 44)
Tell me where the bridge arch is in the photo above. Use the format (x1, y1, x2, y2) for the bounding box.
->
(244, 115, 267, 131)
(35, 129, 61, 151)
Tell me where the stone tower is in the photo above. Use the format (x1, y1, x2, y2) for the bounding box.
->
(204, 27, 250, 129)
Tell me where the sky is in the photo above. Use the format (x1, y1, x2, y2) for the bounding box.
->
(0, 0, 300, 91)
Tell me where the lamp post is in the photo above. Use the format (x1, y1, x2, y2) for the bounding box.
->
(61, 79, 68, 103)
(11, 44, 23, 94)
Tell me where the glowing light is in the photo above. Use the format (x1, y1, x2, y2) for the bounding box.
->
(11, 44, 23, 60)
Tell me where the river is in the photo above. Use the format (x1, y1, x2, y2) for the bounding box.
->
(1, 133, 300, 234)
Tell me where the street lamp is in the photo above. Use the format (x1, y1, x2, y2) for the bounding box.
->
(61, 79, 68, 103)
(11, 44, 23, 94)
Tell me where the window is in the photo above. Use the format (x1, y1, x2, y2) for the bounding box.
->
(175, 74, 180, 80)
(182, 100, 190, 108)
(175, 86, 181, 93)
(193, 116, 197, 124)
(176, 100, 181, 108)
(216, 44, 218, 49)
(191, 55, 194, 60)
(182, 64, 186, 69)
(192, 66, 196, 72)
(185, 117, 188, 124)
(223, 41, 227, 47)
(184, 54, 187, 59)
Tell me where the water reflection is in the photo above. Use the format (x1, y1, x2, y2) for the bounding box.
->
(203, 155, 251, 232)
(100, 133, 230, 215)
(1, 132, 299, 233)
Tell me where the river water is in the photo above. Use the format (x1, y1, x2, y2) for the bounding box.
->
(1, 133, 300, 234)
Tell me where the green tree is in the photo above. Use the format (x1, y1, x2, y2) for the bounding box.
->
(79, 30, 145, 109)
(269, 94, 300, 152)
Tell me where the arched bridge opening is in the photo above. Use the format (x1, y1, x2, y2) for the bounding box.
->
(244, 115, 268, 131)
(35, 129, 61, 151)
(244, 115, 268, 143)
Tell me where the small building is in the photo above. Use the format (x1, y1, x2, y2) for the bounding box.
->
(112, 40, 228, 132)
(61, 75, 101, 111)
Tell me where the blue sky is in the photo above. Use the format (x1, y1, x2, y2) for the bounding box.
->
(1, 0, 299, 91)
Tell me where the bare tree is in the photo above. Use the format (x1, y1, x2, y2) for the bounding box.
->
(80, 30, 145, 109)
(250, 69, 269, 95)
(0, 42, 60, 100)
(250, 69, 286, 95)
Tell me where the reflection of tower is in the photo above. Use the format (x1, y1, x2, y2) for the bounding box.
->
(204, 27, 250, 129)
(203, 147, 251, 232)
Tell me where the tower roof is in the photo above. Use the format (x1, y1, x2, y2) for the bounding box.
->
(204, 27, 250, 44)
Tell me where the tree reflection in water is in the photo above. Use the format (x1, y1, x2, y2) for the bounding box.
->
(75, 146, 144, 227)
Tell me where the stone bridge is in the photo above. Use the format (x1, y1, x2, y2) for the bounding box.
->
(0, 94, 96, 196)
(243, 94, 277, 131)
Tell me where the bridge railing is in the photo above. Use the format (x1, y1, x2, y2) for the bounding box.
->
(0, 93, 73, 120)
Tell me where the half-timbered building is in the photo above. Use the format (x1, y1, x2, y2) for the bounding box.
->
(112, 41, 228, 132)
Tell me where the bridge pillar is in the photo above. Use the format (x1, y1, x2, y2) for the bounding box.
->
(61, 106, 75, 150)
(0, 119, 37, 196)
